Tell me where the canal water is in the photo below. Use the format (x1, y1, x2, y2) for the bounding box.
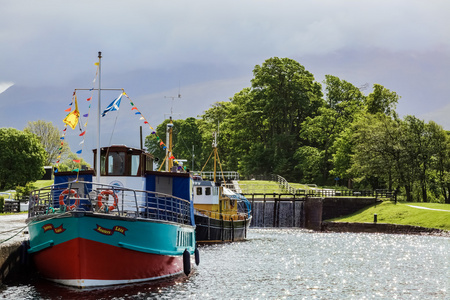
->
(1, 228, 448, 299)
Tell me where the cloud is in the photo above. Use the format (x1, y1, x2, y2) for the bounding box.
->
(0, 82, 14, 94)
(421, 105, 450, 131)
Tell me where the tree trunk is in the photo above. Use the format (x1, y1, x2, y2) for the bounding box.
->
(421, 181, 428, 202)
(404, 184, 413, 202)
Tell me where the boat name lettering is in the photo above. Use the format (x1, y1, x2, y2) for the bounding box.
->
(94, 224, 128, 236)
(42, 224, 66, 234)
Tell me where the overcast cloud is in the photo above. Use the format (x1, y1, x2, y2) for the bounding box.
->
(1, 0, 449, 162)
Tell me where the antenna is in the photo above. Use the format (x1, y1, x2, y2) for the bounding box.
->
(164, 85, 182, 118)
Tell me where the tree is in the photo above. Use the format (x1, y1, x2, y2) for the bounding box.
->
(145, 118, 205, 171)
(300, 75, 365, 183)
(229, 57, 324, 179)
(57, 152, 90, 172)
(349, 114, 409, 193)
(365, 84, 400, 116)
(24, 120, 65, 165)
(0, 128, 46, 190)
(432, 130, 450, 203)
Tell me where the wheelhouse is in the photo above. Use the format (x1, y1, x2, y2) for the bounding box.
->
(93, 145, 154, 177)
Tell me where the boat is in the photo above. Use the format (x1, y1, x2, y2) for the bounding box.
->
(25, 52, 198, 288)
(192, 132, 252, 243)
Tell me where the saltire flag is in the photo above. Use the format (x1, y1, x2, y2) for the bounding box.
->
(63, 96, 80, 129)
(101, 93, 123, 117)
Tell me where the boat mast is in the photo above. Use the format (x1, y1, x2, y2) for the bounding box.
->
(96, 51, 102, 183)
(213, 131, 217, 183)
(165, 117, 174, 171)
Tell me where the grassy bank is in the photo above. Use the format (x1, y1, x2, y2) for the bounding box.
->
(238, 180, 312, 194)
(327, 201, 450, 231)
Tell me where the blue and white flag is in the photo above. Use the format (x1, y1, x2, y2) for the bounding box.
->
(101, 93, 123, 117)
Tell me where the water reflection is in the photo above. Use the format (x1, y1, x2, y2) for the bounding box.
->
(1, 229, 448, 299)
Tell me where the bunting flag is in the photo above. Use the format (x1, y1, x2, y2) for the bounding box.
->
(63, 95, 80, 129)
(86, 97, 92, 101)
(79, 131, 86, 136)
(73, 159, 81, 163)
(83, 113, 88, 117)
(101, 93, 124, 117)
(76, 150, 82, 154)
(64, 108, 71, 112)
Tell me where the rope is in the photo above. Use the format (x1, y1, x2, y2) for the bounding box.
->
(0, 225, 27, 244)
(0, 212, 71, 245)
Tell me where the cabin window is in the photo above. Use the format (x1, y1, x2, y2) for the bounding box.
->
(146, 156, 153, 172)
(108, 152, 125, 175)
(205, 187, 211, 195)
(131, 154, 140, 176)
(100, 154, 106, 176)
(196, 187, 202, 195)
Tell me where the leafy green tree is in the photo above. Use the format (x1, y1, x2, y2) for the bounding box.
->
(0, 128, 46, 190)
(349, 114, 408, 193)
(401, 117, 449, 202)
(57, 152, 89, 172)
(365, 84, 400, 116)
(145, 118, 205, 171)
(300, 75, 365, 183)
(432, 130, 450, 203)
(330, 127, 355, 187)
(24, 120, 65, 165)
(227, 57, 324, 179)
(293, 146, 322, 182)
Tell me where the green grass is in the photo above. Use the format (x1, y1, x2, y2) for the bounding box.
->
(238, 180, 313, 194)
(0, 180, 53, 193)
(33, 180, 53, 190)
(328, 201, 450, 231)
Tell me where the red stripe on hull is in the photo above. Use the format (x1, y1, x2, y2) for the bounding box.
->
(33, 238, 183, 282)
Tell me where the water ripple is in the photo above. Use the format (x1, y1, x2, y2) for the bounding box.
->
(1, 229, 448, 299)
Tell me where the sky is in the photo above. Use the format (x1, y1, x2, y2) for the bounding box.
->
(1, 0, 449, 164)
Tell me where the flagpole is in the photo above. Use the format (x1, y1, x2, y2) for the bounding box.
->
(96, 51, 102, 183)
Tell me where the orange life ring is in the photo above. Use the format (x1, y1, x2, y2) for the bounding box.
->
(97, 190, 118, 211)
(59, 189, 79, 210)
